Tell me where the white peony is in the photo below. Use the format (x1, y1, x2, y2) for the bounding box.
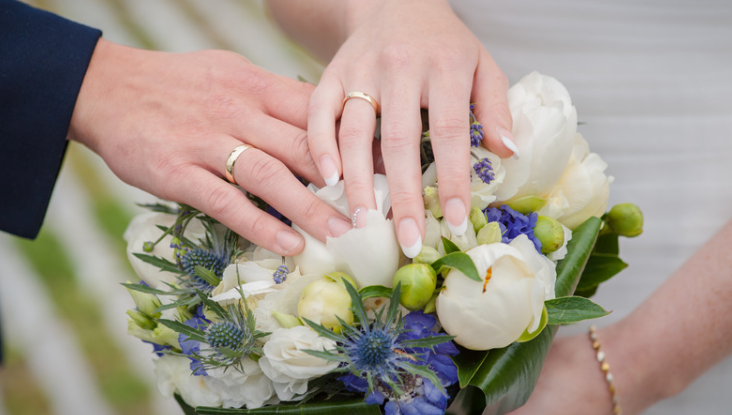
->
(436, 235, 556, 350)
(293, 174, 400, 287)
(538, 133, 613, 229)
(495, 72, 578, 203)
(259, 326, 339, 401)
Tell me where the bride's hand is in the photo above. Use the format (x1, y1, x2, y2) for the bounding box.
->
(271, 0, 516, 257)
(69, 39, 352, 256)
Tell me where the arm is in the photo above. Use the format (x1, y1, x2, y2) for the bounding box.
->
(511, 217, 732, 414)
(267, 0, 516, 258)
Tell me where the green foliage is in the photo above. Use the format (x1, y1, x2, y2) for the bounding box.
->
(432, 252, 481, 282)
(545, 296, 610, 325)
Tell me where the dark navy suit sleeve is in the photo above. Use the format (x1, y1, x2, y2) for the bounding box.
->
(0, 0, 101, 239)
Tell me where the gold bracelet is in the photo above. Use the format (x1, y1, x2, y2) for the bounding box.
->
(589, 325, 622, 415)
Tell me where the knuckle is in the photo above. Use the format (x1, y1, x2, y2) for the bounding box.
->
(205, 186, 238, 218)
(241, 211, 269, 242)
(380, 43, 415, 71)
(430, 117, 468, 141)
(247, 154, 286, 186)
(289, 131, 316, 171)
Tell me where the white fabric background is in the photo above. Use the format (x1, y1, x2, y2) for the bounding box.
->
(449, 0, 732, 413)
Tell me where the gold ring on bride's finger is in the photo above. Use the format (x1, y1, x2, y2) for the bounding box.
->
(343, 91, 380, 116)
(225, 144, 254, 185)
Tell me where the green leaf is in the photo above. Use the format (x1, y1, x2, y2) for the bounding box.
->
(132, 252, 181, 273)
(573, 285, 599, 298)
(400, 334, 455, 349)
(432, 252, 481, 282)
(593, 231, 620, 255)
(158, 319, 207, 343)
(545, 296, 610, 325)
(576, 253, 628, 291)
(175, 394, 382, 415)
(442, 237, 461, 254)
(121, 282, 170, 296)
(194, 266, 221, 287)
(452, 347, 490, 388)
(451, 217, 602, 415)
(358, 285, 393, 301)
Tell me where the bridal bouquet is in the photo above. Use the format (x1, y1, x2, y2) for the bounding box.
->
(122, 72, 642, 415)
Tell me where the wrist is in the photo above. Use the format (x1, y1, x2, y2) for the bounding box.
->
(343, 0, 451, 35)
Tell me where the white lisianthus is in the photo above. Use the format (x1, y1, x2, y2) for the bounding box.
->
(205, 360, 276, 409)
(154, 355, 221, 408)
(422, 145, 506, 211)
(538, 133, 613, 229)
(436, 235, 556, 350)
(124, 212, 206, 289)
(423, 210, 479, 253)
(293, 174, 400, 287)
(495, 72, 578, 203)
(259, 326, 339, 401)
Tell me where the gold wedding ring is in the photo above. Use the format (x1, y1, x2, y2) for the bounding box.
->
(225, 144, 253, 185)
(342, 91, 380, 116)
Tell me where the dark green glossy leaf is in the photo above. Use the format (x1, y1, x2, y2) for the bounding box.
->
(576, 253, 628, 291)
(545, 296, 610, 325)
(176, 394, 382, 414)
(432, 252, 481, 282)
(593, 231, 620, 255)
(452, 346, 490, 387)
(573, 285, 599, 298)
(442, 237, 461, 254)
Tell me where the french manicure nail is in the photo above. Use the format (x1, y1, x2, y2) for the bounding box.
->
(320, 155, 339, 186)
(328, 217, 352, 237)
(352, 206, 368, 229)
(398, 218, 422, 259)
(497, 126, 520, 159)
(276, 230, 302, 254)
(444, 198, 468, 236)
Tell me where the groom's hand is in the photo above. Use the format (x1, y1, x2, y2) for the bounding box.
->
(69, 39, 353, 255)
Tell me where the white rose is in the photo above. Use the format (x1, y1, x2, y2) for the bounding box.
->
(293, 174, 400, 287)
(259, 326, 339, 401)
(495, 72, 578, 202)
(205, 359, 276, 409)
(436, 235, 556, 350)
(538, 133, 613, 229)
(154, 355, 221, 408)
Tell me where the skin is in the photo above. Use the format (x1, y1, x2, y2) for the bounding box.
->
(510, 218, 732, 414)
(267, 0, 516, 257)
(68, 38, 353, 256)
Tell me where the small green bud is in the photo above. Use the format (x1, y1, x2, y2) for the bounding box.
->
(423, 186, 443, 219)
(534, 215, 565, 254)
(325, 272, 357, 290)
(127, 309, 156, 330)
(505, 196, 547, 214)
(142, 241, 154, 253)
(469, 206, 488, 233)
(605, 203, 644, 237)
(272, 311, 303, 329)
(125, 284, 162, 318)
(413, 246, 441, 265)
(477, 221, 502, 245)
(176, 306, 194, 322)
(393, 263, 437, 311)
(298, 276, 354, 333)
(422, 292, 439, 314)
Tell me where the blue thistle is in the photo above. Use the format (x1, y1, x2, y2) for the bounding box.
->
(473, 157, 495, 184)
(179, 248, 227, 293)
(303, 283, 458, 413)
(272, 265, 289, 284)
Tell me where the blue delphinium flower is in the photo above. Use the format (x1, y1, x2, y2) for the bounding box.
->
(305, 283, 458, 415)
(472, 157, 495, 184)
(483, 205, 543, 253)
(180, 310, 210, 376)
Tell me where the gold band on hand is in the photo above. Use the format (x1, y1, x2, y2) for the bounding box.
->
(589, 325, 622, 415)
(225, 145, 253, 185)
(343, 91, 380, 116)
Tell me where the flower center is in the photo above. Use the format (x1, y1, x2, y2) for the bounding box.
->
(483, 266, 493, 293)
(180, 248, 227, 291)
(206, 321, 245, 353)
(353, 330, 394, 371)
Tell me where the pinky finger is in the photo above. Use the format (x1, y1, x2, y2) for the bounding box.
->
(178, 169, 304, 256)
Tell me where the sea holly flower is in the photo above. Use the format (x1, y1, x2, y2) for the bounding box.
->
(303, 282, 458, 414)
(436, 235, 556, 350)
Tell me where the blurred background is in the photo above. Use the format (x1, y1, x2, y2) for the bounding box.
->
(0, 1, 322, 414)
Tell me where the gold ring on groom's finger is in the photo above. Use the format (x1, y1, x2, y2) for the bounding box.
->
(225, 144, 254, 185)
(343, 91, 380, 116)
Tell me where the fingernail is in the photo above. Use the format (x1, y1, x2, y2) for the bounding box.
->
(444, 198, 468, 236)
(497, 126, 520, 159)
(320, 155, 339, 186)
(276, 230, 302, 254)
(328, 217, 352, 237)
(352, 206, 368, 229)
(398, 218, 422, 258)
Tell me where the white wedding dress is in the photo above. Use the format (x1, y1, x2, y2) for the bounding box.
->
(449, 0, 732, 413)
